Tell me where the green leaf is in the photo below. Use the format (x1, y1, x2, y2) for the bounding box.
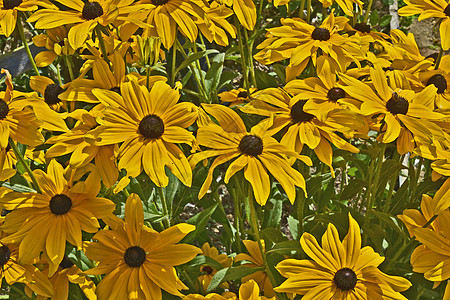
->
(207, 267, 263, 292)
(204, 53, 225, 99)
(371, 210, 407, 237)
(287, 216, 299, 240)
(1, 182, 35, 193)
(255, 69, 279, 89)
(262, 194, 283, 229)
(340, 178, 366, 201)
(186, 255, 225, 271)
(379, 15, 392, 27)
(370, 10, 380, 26)
(183, 203, 218, 243)
(174, 51, 206, 76)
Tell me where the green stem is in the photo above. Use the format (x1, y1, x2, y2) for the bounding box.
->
(306, 0, 312, 23)
(363, 0, 374, 23)
(384, 153, 403, 213)
(299, 0, 305, 19)
(9, 138, 41, 193)
(170, 45, 177, 87)
(199, 33, 211, 68)
(64, 56, 75, 81)
(247, 188, 287, 300)
(190, 45, 207, 98)
(158, 186, 170, 228)
(235, 17, 250, 90)
(244, 29, 257, 88)
(423, 214, 438, 229)
(95, 25, 110, 63)
(434, 47, 444, 70)
(258, 0, 264, 20)
(17, 12, 39, 75)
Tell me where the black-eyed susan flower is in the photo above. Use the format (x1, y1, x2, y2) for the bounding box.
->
(190, 104, 311, 206)
(319, 0, 363, 16)
(0, 69, 44, 149)
(45, 107, 119, 188)
(0, 229, 54, 298)
(86, 79, 198, 187)
(127, 0, 208, 49)
(0, 0, 55, 37)
(84, 193, 202, 299)
(184, 279, 275, 299)
(398, 0, 450, 50)
(26, 255, 96, 300)
(27, 0, 127, 49)
(32, 26, 75, 67)
(197, 243, 232, 293)
(275, 213, 412, 298)
(219, 87, 257, 107)
(0, 159, 116, 276)
(235, 240, 274, 298)
(417, 55, 450, 110)
(240, 88, 361, 176)
(215, 0, 256, 31)
(254, 13, 365, 81)
(197, 1, 236, 47)
(340, 65, 447, 154)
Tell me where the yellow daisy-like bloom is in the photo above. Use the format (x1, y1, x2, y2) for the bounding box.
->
(190, 104, 311, 206)
(340, 65, 446, 154)
(235, 240, 274, 298)
(0, 159, 116, 276)
(128, 0, 207, 49)
(84, 193, 201, 299)
(32, 26, 75, 67)
(0, 229, 54, 298)
(398, 0, 450, 50)
(60, 52, 166, 104)
(27, 0, 128, 49)
(319, 0, 363, 16)
(198, 243, 232, 293)
(184, 279, 275, 299)
(0, 69, 44, 149)
(254, 13, 365, 81)
(197, 1, 236, 47)
(25, 255, 96, 300)
(215, 0, 256, 31)
(87, 79, 198, 186)
(218, 88, 257, 107)
(240, 88, 361, 176)
(275, 213, 412, 299)
(0, 0, 54, 36)
(417, 55, 450, 110)
(46, 107, 119, 188)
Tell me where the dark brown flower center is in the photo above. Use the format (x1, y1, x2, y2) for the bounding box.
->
(383, 67, 394, 71)
(386, 93, 409, 115)
(334, 268, 357, 291)
(3, 0, 22, 9)
(44, 84, 64, 105)
(151, 0, 169, 5)
(327, 87, 345, 101)
(59, 255, 74, 269)
(290, 100, 314, 123)
(1, 209, 10, 216)
(311, 28, 330, 41)
(444, 4, 450, 17)
(0, 99, 9, 120)
(49, 194, 72, 215)
(427, 74, 447, 94)
(82, 2, 104, 20)
(201, 265, 214, 275)
(109, 86, 121, 95)
(124, 246, 146, 267)
(237, 90, 248, 98)
(0, 246, 11, 266)
(353, 22, 371, 33)
(239, 135, 263, 156)
(138, 115, 164, 139)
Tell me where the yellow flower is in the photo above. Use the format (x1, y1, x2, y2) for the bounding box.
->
(84, 193, 202, 299)
(184, 280, 275, 299)
(0, 69, 44, 149)
(45, 107, 119, 188)
(27, 0, 128, 49)
(215, 0, 256, 31)
(275, 213, 412, 299)
(340, 64, 446, 154)
(190, 104, 311, 206)
(86, 79, 198, 186)
(235, 240, 274, 298)
(0, 159, 116, 276)
(197, 1, 237, 46)
(32, 26, 75, 67)
(0, 0, 55, 36)
(240, 87, 361, 176)
(398, 0, 450, 50)
(197, 243, 232, 293)
(26, 255, 97, 300)
(319, 0, 363, 16)
(218, 88, 257, 107)
(254, 12, 365, 81)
